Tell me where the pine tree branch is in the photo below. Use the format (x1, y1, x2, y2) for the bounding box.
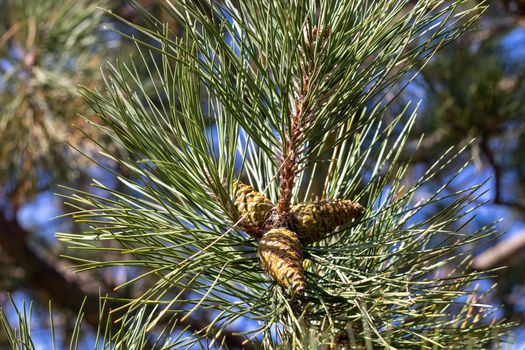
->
(55, 1, 509, 346)
(0, 212, 105, 326)
(473, 229, 525, 270)
(479, 135, 525, 213)
(0, 212, 254, 349)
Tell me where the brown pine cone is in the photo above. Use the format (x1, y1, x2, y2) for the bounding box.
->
(232, 180, 274, 232)
(258, 228, 305, 295)
(291, 199, 364, 245)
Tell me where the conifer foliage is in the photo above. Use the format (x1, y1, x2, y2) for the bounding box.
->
(0, 0, 113, 204)
(9, 0, 509, 348)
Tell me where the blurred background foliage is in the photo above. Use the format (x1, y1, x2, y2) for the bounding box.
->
(0, 0, 524, 348)
(0, 0, 116, 206)
(404, 2, 525, 325)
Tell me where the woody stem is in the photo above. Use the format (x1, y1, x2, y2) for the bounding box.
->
(275, 22, 328, 225)
(276, 101, 303, 221)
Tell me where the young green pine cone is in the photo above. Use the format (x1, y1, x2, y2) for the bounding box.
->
(258, 228, 305, 295)
(232, 180, 274, 231)
(291, 199, 364, 245)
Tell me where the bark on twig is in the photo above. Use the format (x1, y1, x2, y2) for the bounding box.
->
(276, 102, 303, 220)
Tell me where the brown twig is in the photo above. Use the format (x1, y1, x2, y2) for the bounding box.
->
(0, 212, 106, 325)
(275, 22, 330, 225)
(276, 101, 303, 222)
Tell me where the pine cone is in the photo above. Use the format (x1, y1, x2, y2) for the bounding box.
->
(291, 199, 364, 245)
(258, 228, 305, 295)
(232, 180, 274, 231)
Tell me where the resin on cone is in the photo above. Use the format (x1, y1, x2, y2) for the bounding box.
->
(291, 199, 364, 245)
(232, 180, 273, 231)
(258, 228, 305, 295)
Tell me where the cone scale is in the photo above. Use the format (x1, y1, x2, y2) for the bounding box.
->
(291, 199, 364, 245)
(231, 180, 273, 233)
(231, 181, 364, 295)
(258, 228, 305, 295)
